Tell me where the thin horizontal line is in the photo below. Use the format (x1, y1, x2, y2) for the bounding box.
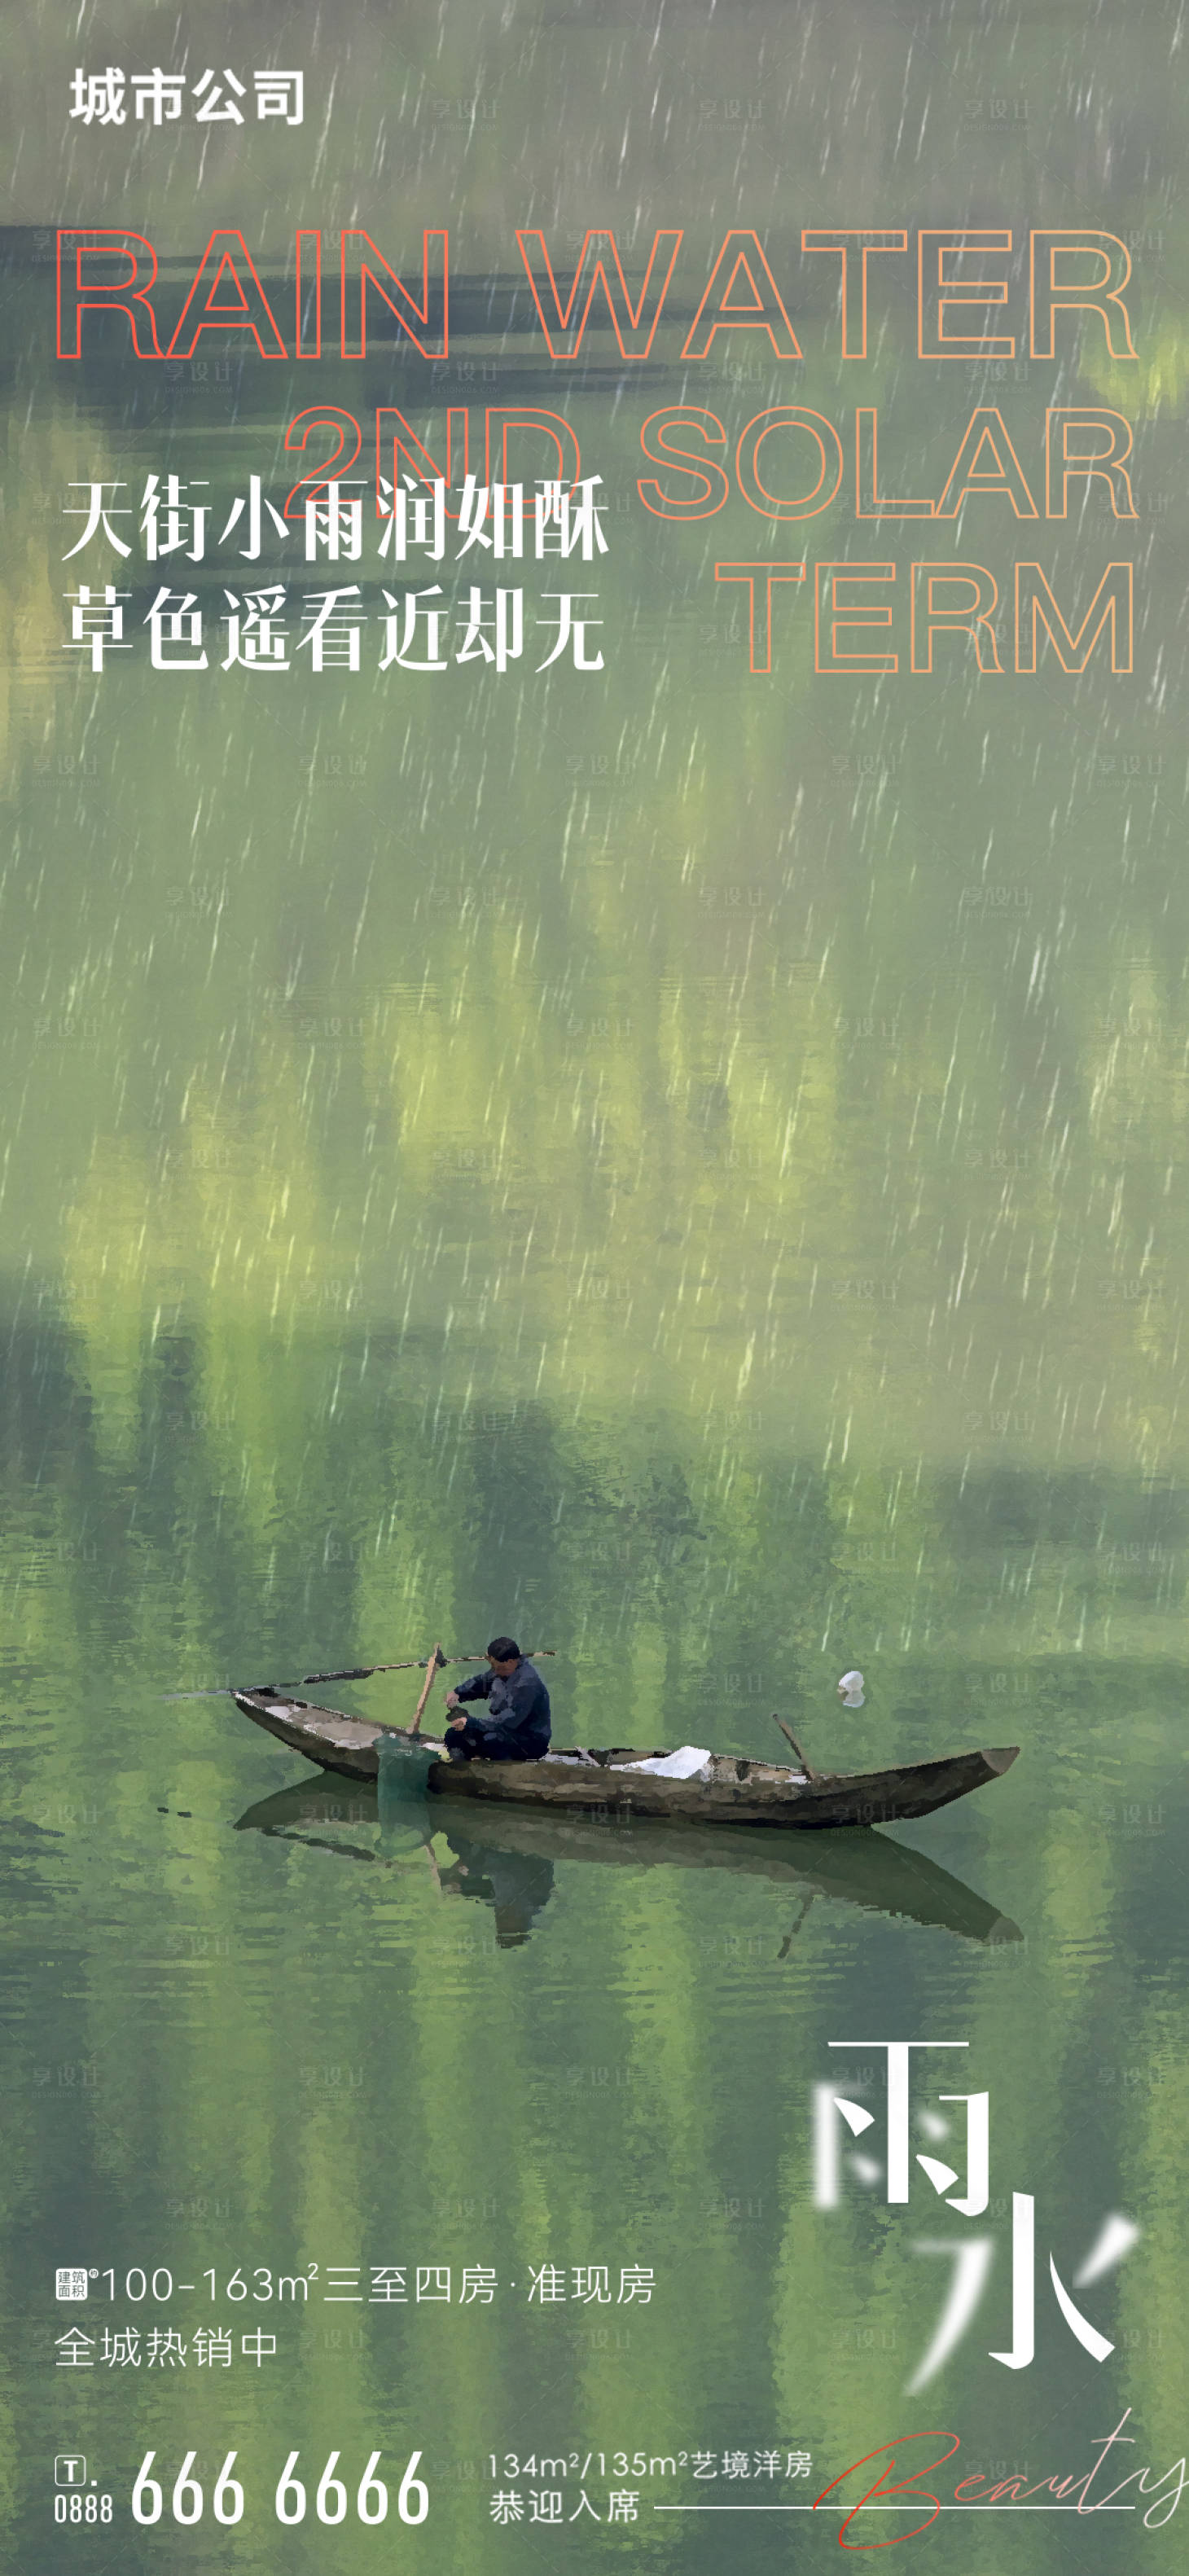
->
(652, 2504, 1136, 2513)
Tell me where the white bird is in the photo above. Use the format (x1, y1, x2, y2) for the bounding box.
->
(836, 1669, 865, 1708)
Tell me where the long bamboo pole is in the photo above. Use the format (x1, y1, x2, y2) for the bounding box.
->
(164, 1650, 556, 1701)
(301, 1648, 556, 1686)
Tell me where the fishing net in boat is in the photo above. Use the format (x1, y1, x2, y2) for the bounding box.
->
(376, 1731, 440, 1817)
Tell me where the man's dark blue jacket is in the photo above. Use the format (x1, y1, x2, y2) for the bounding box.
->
(451, 1658, 551, 1758)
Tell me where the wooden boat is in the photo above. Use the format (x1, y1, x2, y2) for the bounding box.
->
(233, 1688, 1019, 1831)
(234, 1775, 1024, 1946)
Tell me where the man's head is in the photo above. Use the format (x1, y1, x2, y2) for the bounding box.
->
(486, 1635, 521, 1674)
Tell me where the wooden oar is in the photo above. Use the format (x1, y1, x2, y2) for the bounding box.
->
(410, 1645, 445, 1736)
(771, 1713, 817, 1780)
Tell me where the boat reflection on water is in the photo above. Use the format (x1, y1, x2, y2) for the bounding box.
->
(231, 1769, 554, 1946)
(233, 1758, 1023, 1951)
(434, 1837, 555, 1947)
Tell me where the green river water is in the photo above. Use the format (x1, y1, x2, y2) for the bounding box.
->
(2, 2, 1187, 2567)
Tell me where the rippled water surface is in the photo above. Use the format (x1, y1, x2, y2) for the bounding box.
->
(4, 1, 1188, 2565)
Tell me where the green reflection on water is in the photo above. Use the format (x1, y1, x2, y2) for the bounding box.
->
(4, 37, 1189, 2565)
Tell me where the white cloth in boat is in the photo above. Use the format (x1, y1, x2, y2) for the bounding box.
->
(621, 1745, 713, 1781)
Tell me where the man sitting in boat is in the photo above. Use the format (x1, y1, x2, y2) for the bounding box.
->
(442, 1638, 551, 1762)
